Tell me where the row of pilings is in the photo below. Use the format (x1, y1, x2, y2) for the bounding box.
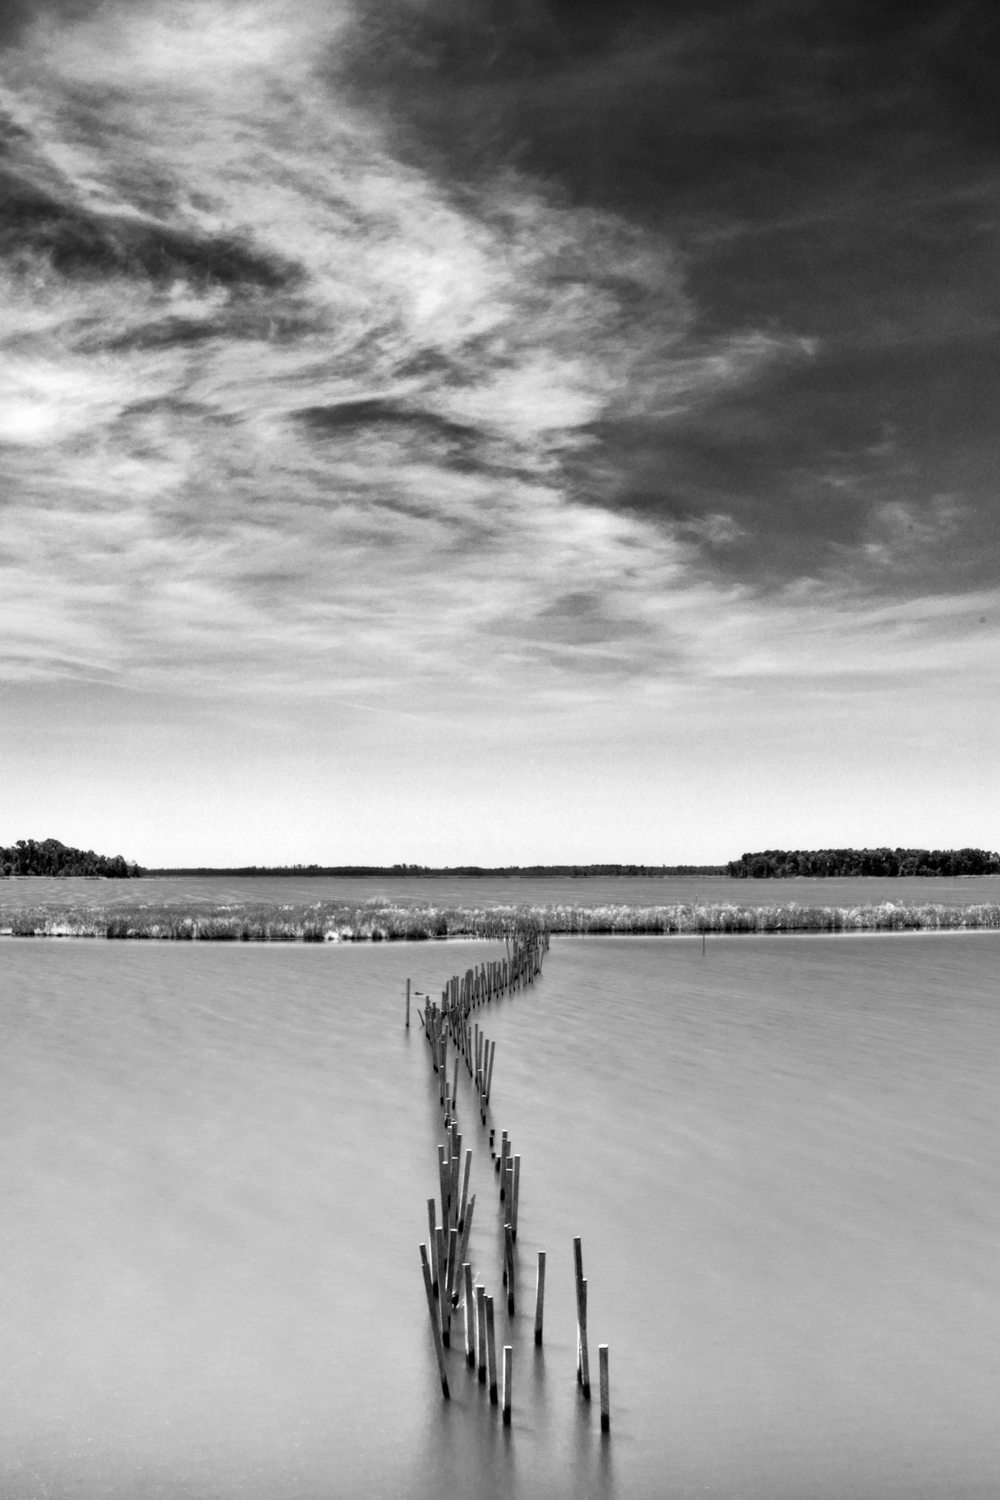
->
(408, 919, 610, 1432)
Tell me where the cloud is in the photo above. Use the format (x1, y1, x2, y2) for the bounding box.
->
(0, 0, 995, 725)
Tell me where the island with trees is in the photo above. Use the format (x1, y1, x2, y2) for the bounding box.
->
(727, 848, 1000, 878)
(0, 838, 144, 878)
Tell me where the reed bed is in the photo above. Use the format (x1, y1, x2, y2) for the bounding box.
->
(0, 901, 543, 942)
(536, 901, 1000, 934)
(2, 899, 998, 940)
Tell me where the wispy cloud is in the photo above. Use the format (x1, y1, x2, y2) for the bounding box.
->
(0, 0, 995, 724)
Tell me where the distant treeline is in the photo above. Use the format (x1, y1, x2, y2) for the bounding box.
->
(727, 848, 1000, 878)
(146, 862, 727, 878)
(1, 838, 144, 878)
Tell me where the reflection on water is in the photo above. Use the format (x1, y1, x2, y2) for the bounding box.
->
(1, 934, 999, 1498)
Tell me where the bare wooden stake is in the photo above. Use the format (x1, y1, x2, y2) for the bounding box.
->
(456, 1192, 475, 1275)
(463, 1263, 475, 1367)
(435, 1225, 449, 1343)
(427, 1200, 438, 1292)
(419, 1244, 450, 1398)
(505, 1222, 515, 1314)
(458, 1148, 472, 1231)
(573, 1237, 585, 1384)
(579, 1278, 591, 1399)
(446, 1225, 459, 1311)
(486, 1039, 496, 1102)
(485, 1293, 499, 1403)
(406, 977, 410, 1028)
(599, 1344, 610, 1432)
(533, 1251, 546, 1345)
(511, 1154, 521, 1239)
(502, 1345, 513, 1425)
(476, 1284, 487, 1384)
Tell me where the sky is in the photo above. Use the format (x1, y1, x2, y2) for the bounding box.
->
(1, 0, 998, 867)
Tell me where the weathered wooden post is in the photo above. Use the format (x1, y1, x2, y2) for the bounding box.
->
(573, 1237, 591, 1397)
(534, 1251, 546, 1345)
(511, 1154, 521, 1239)
(419, 1244, 450, 1398)
(463, 1263, 475, 1367)
(406, 977, 410, 1028)
(476, 1284, 487, 1384)
(486, 1294, 499, 1404)
(502, 1345, 513, 1425)
(599, 1344, 610, 1432)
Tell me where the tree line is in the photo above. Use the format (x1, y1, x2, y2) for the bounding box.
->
(146, 862, 727, 877)
(1, 838, 144, 878)
(727, 848, 1000, 878)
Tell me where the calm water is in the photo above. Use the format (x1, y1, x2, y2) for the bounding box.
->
(2, 934, 999, 1498)
(3, 873, 1000, 910)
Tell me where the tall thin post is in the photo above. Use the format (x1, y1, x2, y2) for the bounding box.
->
(534, 1251, 546, 1345)
(458, 1148, 472, 1231)
(502, 1345, 512, 1426)
(463, 1263, 475, 1368)
(406, 977, 410, 1028)
(486, 1293, 499, 1404)
(476, 1284, 487, 1384)
(579, 1277, 591, 1399)
(511, 1154, 521, 1239)
(419, 1244, 450, 1398)
(599, 1344, 610, 1432)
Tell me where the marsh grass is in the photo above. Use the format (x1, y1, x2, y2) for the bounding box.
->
(2, 898, 999, 941)
(0, 901, 539, 942)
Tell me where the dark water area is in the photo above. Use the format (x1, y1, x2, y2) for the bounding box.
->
(2, 934, 999, 1498)
(3, 872, 1000, 911)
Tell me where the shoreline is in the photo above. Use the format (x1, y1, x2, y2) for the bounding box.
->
(2, 899, 1000, 942)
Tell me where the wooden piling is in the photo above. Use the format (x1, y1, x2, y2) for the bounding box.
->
(486, 1039, 496, 1102)
(419, 1244, 450, 1398)
(456, 1191, 475, 1275)
(437, 1145, 448, 1229)
(499, 1131, 509, 1196)
(458, 1148, 472, 1231)
(436, 1225, 449, 1343)
(511, 1154, 521, 1239)
(476, 1284, 487, 1383)
(485, 1294, 499, 1403)
(579, 1277, 591, 1399)
(599, 1344, 610, 1432)
(505, 1222, 515, 1314)
(502, 1345, 512, 1425)
(406, 977, 410, 1028)
(427, 1199, 438, 1292)
(463, 1263, 475, 1367)
(533, 1251, 546, 1345)
(446, 1225, 459, 1309)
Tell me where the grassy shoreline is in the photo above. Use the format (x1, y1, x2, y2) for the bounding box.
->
(2, 899, 1000, 941)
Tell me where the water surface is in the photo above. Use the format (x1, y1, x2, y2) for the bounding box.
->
(1, 934, 998, 1498)
(2, 872, 999, 911)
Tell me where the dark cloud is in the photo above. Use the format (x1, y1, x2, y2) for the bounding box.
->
(295, 400, 477, 445)
(0, 167, 298, 289)
(336, 0, 1000, 598)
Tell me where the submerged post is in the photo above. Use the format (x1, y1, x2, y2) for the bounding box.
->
(476, 1284, 487, 1384)
(502, 1345, 513, 1425)
(599, 1344, 610, 1432)
(419, 1244, 450, 1398)
(534, 1251, 546, 1345)
(579, 1278, 591, 1399)
(486, 1293, 498, 1404)
(406, 977, 410, 1028)
(463, 1262, 475, 1367)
